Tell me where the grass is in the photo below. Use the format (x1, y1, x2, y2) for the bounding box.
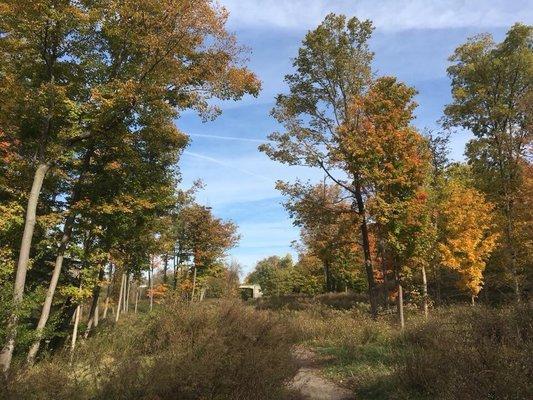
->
(3, 298, 299, 400)
(275, 297, 533, 400)
(3, 294, 531, 400)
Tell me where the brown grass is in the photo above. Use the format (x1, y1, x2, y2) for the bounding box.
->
(4, 299, 298, 400)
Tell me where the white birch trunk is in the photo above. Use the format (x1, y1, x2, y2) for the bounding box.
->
(115, 273, 125, 323)
(0, 163, 50, 372)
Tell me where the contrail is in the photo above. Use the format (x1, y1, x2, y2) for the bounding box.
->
(183, 151, 272, 182)
(188, 133, 271, 143)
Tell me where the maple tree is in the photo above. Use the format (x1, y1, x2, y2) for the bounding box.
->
(443, 24, 532, 302)
(436, 176, 499, 304)
(260, 14, 382, 315)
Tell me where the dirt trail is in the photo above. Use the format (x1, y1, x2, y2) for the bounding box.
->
(289, 347, 354, 400)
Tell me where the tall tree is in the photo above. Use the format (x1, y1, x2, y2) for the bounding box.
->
(1, 0, 259, 371)
(259, 14, 381, 315)
(0, 0, 89, 371)
(443, 23, 532, 302)
(340, 77, 432, 325)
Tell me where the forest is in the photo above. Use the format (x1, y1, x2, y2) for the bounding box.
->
(0, 1, 531, 399)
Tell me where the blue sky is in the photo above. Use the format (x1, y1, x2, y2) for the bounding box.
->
(178, 0, 532, 275)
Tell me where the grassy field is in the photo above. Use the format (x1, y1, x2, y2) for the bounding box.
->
(3, 296, 532, 400)
(274, 296, 533, 400)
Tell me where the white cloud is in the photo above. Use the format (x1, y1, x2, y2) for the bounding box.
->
(220, 0, 531, 31)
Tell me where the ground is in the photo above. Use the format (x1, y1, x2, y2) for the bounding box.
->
(290, 346, 354, 400)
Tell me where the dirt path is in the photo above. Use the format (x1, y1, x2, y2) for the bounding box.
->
(289, 347, 354, 400)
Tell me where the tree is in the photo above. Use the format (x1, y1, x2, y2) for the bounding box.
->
(443, 23, 532, 302)
(0, 0, 87, 371)
(246, 255, 295, 296)
(178, 204, 239, 301)
(339, 76, 432, 325)
(260, 14, 382, 315)
(1, 0, 259, 371)
(279, 181, 362, 292)
(436, 175, 499, 304)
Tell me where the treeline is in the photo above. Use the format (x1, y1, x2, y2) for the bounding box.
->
(0, 0, 259, 373)
(247, 15, 532, 322)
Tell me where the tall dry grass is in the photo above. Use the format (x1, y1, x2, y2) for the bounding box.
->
(3, 299, 298, 400)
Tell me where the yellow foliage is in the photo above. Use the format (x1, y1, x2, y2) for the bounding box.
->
(437, 181, 499, 296)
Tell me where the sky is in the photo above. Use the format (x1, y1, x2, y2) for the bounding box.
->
(177, 0, 533, 275)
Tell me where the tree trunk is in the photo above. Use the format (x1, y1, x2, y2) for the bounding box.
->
(70, 305, 81, 355)
(323, 259, 332, 292)
(115, 273, 125, 323)
(149, 263, 154, 312)
(191, 265, 198, 303)
(0, 163, 50, 372)
(353, 183, 378, 318)
(421, 265, 429, 319)
(471, 294, 476, 306)
(94, 303, 99, 328)
(434, 265, 442, 305)
(102, 297, 110, 320)
(163, 254, 168, 284)
(84, 267, 104, 338)
(124, 273, 129, 313)
(396, 270, 405, 329)
(379, 239, 389, 310)
(26, 149, 93, 365)
(26, 212, 76, 365)
(102, 264, 114, 320)
(173, 253, 178, 289)
(134, 285, 139, 313)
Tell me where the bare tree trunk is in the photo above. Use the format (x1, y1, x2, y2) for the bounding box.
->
(26, 213, 76, 365)
(70, 305, 81, 355)
(124, 273, 129, 313)
(84, 267, 104, 338)
(102, 297, 110, 320)
(323, 259, 332, 292)
(191, 265, 198, 303)
(115, 273, 125, 323)
(353, 183, 378, 318)
(26, 149, 94, 365)
(379, 239, 389, 311)
(471, 294, 476, 306)
(94, 303, 99, 327)
(0, 163, 50, 372)
(421, 265, 429, 319)
(173, 253, 178, 290)
(163, 254, 168, 284)
(102, 264, 113, 320)
(134, 284, 139, 313)
(396, 268, 405, 329)
(149, 263, 154, 312)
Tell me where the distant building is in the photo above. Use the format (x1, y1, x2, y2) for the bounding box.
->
(239, 284, 262, 300)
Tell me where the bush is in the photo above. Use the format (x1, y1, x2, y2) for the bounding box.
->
(254, 292, 369, 312)
(4, 299, 298, 400)
(400, 305, 533, 400)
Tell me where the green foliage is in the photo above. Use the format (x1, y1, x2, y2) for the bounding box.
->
(444, 23, 533, 299)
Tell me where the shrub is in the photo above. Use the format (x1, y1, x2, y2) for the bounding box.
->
(400, 305, 533, 400)
(4, 299, 298, 400)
